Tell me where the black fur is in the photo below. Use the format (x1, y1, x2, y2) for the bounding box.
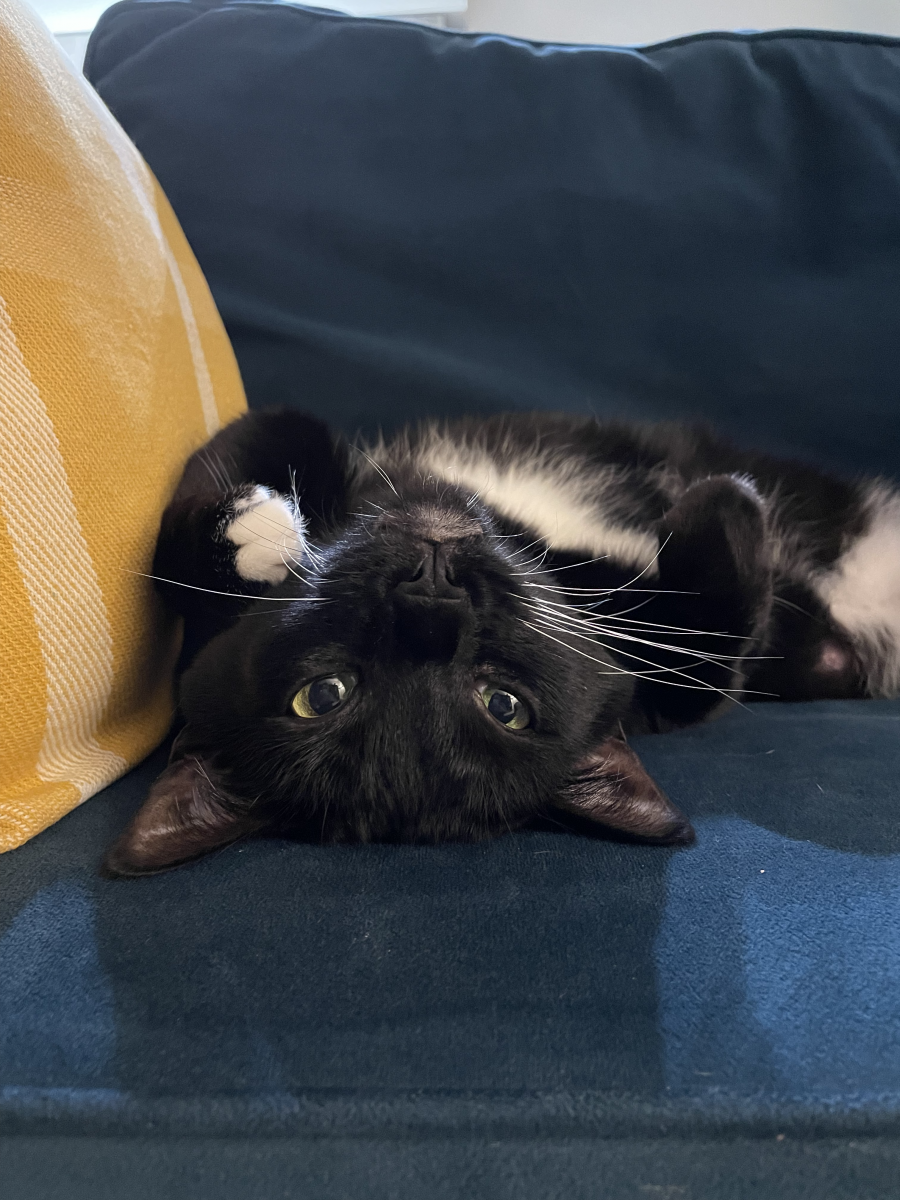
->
(104, 411, 892, 876)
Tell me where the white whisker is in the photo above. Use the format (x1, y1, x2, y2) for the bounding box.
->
(520, 620, 757, 699)
(525, 619, 773, 703)
(522, 582, 697, 598)
(523, 594, 753, 643)
(528, 605, 778, 666)
(528, 611, 742, 673)
(360, 451, 400, 498)
(127, 570, 324, 602)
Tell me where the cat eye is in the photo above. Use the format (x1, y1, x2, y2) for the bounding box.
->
(291, 673, 357, 719)
(477, 683, 531, 731)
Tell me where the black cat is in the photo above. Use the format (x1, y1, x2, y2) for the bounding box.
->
(104, 411, 900, 876)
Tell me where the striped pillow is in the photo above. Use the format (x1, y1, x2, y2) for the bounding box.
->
(0, 0, 246, 852)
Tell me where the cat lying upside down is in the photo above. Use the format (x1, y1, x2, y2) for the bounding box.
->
(104, 411, 900, 876)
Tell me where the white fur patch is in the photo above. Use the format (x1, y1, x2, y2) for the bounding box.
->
(415, 442, 659, 572)
(814, 485, 900, 696)
(729, 473, 764, 504)
(225, 486, 307, 584)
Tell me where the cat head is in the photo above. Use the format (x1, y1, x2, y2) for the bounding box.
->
(104, 471, 693, 876)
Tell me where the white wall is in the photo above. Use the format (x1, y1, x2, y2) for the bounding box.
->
(460, 1, 900, 43)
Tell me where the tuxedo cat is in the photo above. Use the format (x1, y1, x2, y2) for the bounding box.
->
(104, 411, 900, 876)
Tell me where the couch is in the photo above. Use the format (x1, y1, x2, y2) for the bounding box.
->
(4, 4, 900, 1196)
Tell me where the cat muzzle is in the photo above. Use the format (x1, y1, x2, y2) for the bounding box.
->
(393, 541, 471, 659)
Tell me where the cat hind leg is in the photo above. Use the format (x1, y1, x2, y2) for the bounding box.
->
(625, 474, 773, 729)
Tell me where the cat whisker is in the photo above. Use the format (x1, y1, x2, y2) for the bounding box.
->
(506, 537, 549, 566)
(522, 582, 698, 597)
(232, 506, 311, 545)
(525, 598, 776, 662)
(508, 553, 610, 575)
(126, 570, 324, 602)
(360, 451, 401, 499)
(230, 528, 317, 578)
(228, 513, 326, 575)
(589, 596, 658, 619)
(773, 594, 816, 618)
(583, 593, 669, 619)
(529, 618, 760, 680)
(533, 620, 774, 703)
(514, 534, 673, 585)
(527, 605, 778, 666)
(607, 533, 670, 590)
(238, 604, 330, 617)
(519, 620, 759, 700)
(302, 541, 325, 571)
(522, 594, 753, 642)
(199, 448, 234, 492)
(278, 546, 309, 585)
(527, 609, 742, 669)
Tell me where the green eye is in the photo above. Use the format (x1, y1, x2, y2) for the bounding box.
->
(291, 673, 356, 718)
(478, 684, 531, 731)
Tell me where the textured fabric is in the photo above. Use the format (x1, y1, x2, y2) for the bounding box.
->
(0, 0, 246, 851)
(86, 2, 900, 477)
(6, 1134, 900, 1199)
(2, 701, 900, 1197)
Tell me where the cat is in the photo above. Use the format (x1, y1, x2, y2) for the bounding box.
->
(103, 410, 900, 877)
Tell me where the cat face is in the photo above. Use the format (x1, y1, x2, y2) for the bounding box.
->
(104, 475, 693, 875)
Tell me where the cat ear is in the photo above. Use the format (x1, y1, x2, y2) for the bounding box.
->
(102, 755, 263, 878)
(554, 737, 694, 845)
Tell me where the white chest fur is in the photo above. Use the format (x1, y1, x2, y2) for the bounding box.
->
(415, 439, 660, 573)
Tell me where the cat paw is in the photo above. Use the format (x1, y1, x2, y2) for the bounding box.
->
(223, 486, 307, 584)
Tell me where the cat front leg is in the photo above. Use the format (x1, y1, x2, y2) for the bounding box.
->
(152, 409, 348, 623)
(223, 485, 307, 585)
(152, 482, 304, 622)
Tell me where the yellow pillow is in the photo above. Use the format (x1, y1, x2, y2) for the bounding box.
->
(0, 0, 246, 852)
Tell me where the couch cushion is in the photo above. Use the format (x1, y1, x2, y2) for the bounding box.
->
(0, 0, 246, 852)
(3, 702, 900, 1169)
(87, 1, 900, 475)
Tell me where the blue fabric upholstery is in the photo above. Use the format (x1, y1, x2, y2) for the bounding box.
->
(5, 705, 900, 1196)
(6, 6, 900, 1195)
(85, 1, 900, 476)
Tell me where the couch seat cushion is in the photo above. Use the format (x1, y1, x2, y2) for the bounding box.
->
(4, 700, 900, 1147)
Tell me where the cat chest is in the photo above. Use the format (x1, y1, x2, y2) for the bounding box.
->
(413, 442, 660, 574)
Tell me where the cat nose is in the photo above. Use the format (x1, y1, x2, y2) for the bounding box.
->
(393, 541, 470, 661)
(395, 541, 467, 602)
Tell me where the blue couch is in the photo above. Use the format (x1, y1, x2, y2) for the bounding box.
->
(5, 5, 900, 1195)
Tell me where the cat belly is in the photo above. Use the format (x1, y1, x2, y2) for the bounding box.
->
(813, 484, 900, 696)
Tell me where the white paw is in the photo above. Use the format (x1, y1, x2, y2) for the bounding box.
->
(224, 486, 307, 584)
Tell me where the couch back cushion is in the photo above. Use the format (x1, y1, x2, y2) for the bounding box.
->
(86, 2, 900, 476)
(0, 0, 246, 852)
